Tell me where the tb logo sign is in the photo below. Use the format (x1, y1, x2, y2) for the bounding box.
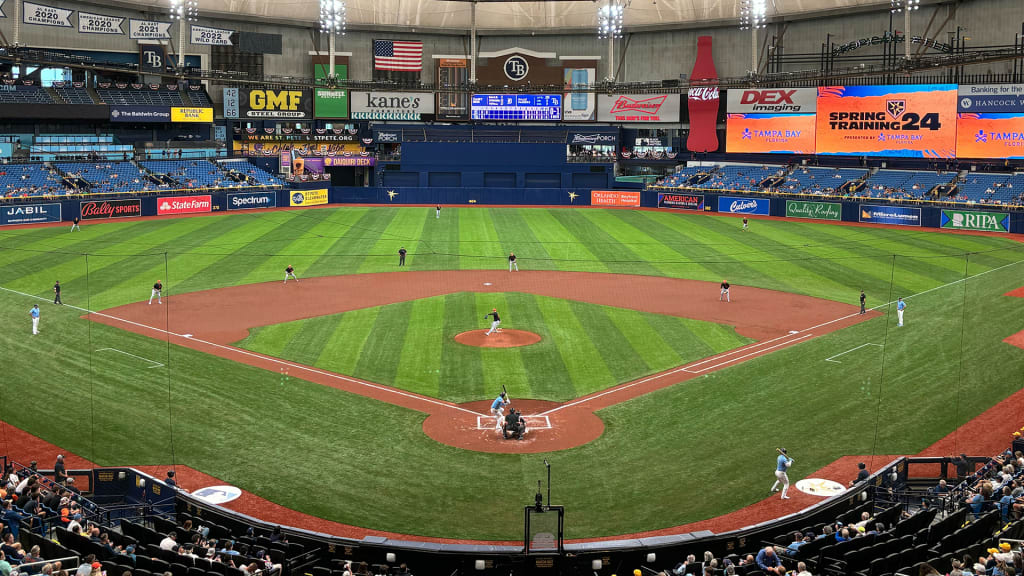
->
(144, 50, 162, 69)
(504, 56, 529, 81)
(139, 45, 166, 74)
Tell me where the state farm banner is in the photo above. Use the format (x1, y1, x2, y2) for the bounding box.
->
(79, 199, 141, 220)
(78, 11, 124, 34)
(350, 91, 435, 120)
(129, 19, 171, 40)
(591, 190, 640, 207)
(727, 88, 817, 113)
(157, 195, 212, 215)
(240, 89, 312, 119)
(23, 2, 72, 27)
(597, 94, 680, 123)
(191, 25, 233, 46)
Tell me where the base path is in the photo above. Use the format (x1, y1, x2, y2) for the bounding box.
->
(90, 270, 875, 453)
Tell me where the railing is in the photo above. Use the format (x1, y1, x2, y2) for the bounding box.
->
(0, 182, 284, 202)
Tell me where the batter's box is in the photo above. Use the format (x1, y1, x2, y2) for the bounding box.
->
(476, 415, 552, 430)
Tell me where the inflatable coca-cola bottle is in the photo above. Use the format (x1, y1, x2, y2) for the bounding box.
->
(686, 36, 720, 153)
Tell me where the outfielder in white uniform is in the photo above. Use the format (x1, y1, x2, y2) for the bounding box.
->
(149, 280, 163, 305)
(490, 392, 510, 432)
(771, 448, 794, 500)
(484, 308, 502, 335)
(30, 305, 40, 335)
(897, 298, 906, 327)
(720, 280, 731, 302)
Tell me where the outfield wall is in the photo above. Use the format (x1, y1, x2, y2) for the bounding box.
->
(3, 187, 1023, 234)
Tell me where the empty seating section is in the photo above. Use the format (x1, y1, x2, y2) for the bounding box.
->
(143, 160, 230, 188)
(0, 164, 68, 197)
(54, 86, 95, 104)
(693, 165, 780, 190)
(97, 88, 185, 106)
(656, 165, 717, 187)
(0, 85, 55, 103)
(187, 90, 213, 107)
(782, 167, 866, 194)
(956, 173, 1024, 205)
(31, 134, 133, 161)
(57, 162, 146, 194)
(236, 163, 285, 187)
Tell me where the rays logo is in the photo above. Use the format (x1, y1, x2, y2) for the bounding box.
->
(742, 128, 752, 140)
(504, 56, 529, 81)
(975, 129, 987, 143)
(886, 99, 906, 119)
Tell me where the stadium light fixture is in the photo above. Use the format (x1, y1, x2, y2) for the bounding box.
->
(597, 1, 624, 39)
(320, 0, 347, 35)
(168, 0, 197, 22)
(739, 0, 766, 30)
(890, 0, 919, 12)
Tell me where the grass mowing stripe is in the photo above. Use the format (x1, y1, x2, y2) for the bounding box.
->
(518, 209, 609, 272)
(414, 207, 461, 271)
(439, 293, 484, 401)
(486, 208, 559, 271)
(309, 208, 402, 275)
(277, 315, 340, 366)
(603, 306, 683, 370)
(597, 210, 721, 279)
(547, 210, 661, 276)
(357, 208, 429, 274)
(394, 296, 445, 398)
(236, 318, 304, 358)
(508, 293, 576, 402)
(476, 292, 530, 401)
(677, 317, 752, 352)
(351, 299, 414, 387)
(311, 306, 380, 376)
(534, 295, 616, 395)
(567, 299, 649, 382)
(456, 207, 502, 267)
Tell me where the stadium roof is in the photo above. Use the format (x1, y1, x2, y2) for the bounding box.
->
(125, 0, 896, 32)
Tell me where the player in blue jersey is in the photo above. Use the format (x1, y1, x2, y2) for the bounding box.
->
(490, 392, 510, 432)
(897, 297, 906, 327)
(770, 447, 794, 500)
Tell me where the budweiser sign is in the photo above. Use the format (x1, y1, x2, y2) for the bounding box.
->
(79, 199, 142, 220)
(609, 95, 666, 114)
(598, 93, 680, 123)
(157, 195, 212, 215)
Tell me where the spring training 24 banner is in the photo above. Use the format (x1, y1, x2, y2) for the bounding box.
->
(816, 84, 957, 158)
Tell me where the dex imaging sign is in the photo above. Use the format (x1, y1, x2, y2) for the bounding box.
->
(1, 203, 61, 226)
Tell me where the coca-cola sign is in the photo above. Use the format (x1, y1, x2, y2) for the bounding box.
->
(688, 87, 719, 101)
(597, 94, 680, 123)
(686, 36, 720, 153)
(79, 199, 142, 220)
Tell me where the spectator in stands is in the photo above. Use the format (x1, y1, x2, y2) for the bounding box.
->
(219, 541, 239, 556)
(2, 502, 23, 539)
(1000, 486, 1017, 521)
(164, 471, 176, 488)
(66, 513, 83, 535)
(159, 531, 178, 551)
(849, 463, 869, 487)
(834, 528, 851, 543)
(269, 526, 284, 543)
(756, 546, 784, 575)
(2, 533, 24, 563)
(119, 545, 136, 566)
(967, 482, 995, 518)
(73, 556, 94, 576)
(19, 545, 43, 571)
(794, 561, 812, 576)
(53, 455, 67, 485)
(0, 550, 11, 576)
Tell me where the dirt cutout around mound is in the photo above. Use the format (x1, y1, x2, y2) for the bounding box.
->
(454, 329, 541, 348)
(1003, 286, 1024, 351)
(89, 270, 875, 454)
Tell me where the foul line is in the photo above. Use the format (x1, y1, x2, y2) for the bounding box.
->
(683, 333, 814, 374)
(95, 347, 164, 369)
(824, 343, 884, 364)
(0, 286, 487, 418)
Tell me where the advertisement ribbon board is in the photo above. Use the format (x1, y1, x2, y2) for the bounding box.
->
(786, 200, 841, 221)
(940, 209, 1009, 232)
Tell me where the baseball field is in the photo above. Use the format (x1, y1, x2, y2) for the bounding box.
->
(0, 205, 1022, 540)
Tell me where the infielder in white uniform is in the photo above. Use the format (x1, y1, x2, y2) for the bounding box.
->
(484, 308, 502, 335)
(490, 392, 510, 432)
(771, 447, 794, 500)
(284, 265, 299, 283)
(30, 305, 40, 335)
(720, 280, 731, 302)
(508, 252, 518, 272)
(149, 280, 163, 305)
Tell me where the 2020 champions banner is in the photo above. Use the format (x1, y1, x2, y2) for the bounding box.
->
(726, 113, 816, 154)
(816, 85, 957, 158)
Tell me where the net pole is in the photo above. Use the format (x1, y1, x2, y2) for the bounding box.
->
(869, 253, 897, 471)
(952, 253, 971, 457)
(164, 252, 177, 470)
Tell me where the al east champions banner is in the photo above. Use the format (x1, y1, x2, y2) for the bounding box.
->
(591, 190, 640, 207)
(956, 113, 1024, 159)
(816, 84, 957, 158)
(727, 113, 816, 154)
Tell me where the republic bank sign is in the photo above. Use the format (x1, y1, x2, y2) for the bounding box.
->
(350, 91, 436, 120)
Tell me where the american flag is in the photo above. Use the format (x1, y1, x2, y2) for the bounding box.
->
(373, 40, 423, 72)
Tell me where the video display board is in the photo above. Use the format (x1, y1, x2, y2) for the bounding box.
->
(956, 113, 1024, 159)
(815, 84, 957, 158)
(726, 113, 816, 154)
(471, 94, 562, 121)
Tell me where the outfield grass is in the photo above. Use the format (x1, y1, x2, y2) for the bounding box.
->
(0, 207, 1022, 540)
(235, 292, 753, 402)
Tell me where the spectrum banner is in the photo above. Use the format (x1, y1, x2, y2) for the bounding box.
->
(956, 113, 1024, 159)
(727, 113, 816, 154)
(658, 193, 704, 210)
(718, 196, 770, 215)
(940, 209, 1010, 232)
(289, 189, 328, 207)
(79, 199, 141, 220)
(858, 204, 921, 226)
(591, 190, 640, 207)
(157, 195, 212, 215)
(816, 84, 957, 158)
(1, 203, 61, 226)
(227, 191, 276, 211)
(786, 200, 841, 221)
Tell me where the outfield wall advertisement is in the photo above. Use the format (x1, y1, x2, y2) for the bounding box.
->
(816, 85, 957, 158)
(227, 192, 277, 210)
(80, 199, 141, 220)
(290, 189, 328, 207)
(786, 200, 841, 221)
(940, 209, 1010, 232)
(956, 113, 1024, 159)
(658, 193, 705, 210)
(1, 203, 61, 225)
(858, 204, 921, 226)
(591, 190, 640, 207)
(726, 113, 816, 154)
(718, 196, 770, 215)
(157, 195, 212, 215)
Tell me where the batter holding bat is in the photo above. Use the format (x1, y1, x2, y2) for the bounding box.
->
(490, 392, 510, 432)
(484, 307, 502, 335)
(771, 448, 794, 500)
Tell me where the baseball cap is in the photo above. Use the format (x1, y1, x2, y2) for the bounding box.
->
(1000, 543, 1012, 551)
(91, 562, 101, 569)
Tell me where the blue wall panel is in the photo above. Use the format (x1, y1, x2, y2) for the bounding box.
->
(525, 173, 561, 188)
(429, 172, 462, 187)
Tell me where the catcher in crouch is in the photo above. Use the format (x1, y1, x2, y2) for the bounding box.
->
(502, 406, 528, 440)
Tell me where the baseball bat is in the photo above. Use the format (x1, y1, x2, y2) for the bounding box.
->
(778, 448, 795, 462)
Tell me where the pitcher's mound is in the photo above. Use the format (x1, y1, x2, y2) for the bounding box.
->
(455, 329, 541, 348)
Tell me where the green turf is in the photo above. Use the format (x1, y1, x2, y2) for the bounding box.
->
(235, 292, 753, 403)
(0, 206, 1022, 540)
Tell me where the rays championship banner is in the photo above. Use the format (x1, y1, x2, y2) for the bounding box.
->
(956, 113, 1024, 159)
(816, 84, 957, 158)
(726, 113, 816, 154)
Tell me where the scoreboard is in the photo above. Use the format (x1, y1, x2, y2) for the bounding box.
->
(471, 94, 562, 121)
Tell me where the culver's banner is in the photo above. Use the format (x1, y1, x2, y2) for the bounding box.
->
(78, 11, 124, 34)
(727, 88, 816, 113)
(129, 19, 171, 39)
(1, 203, 61, 226)
(858, 204, 921, 226)
(597, 94, 680, 123)
(940, 209, 1009, 232)
(228, 191, 277, 211)
(240, 89, 311, 120)
(718, 196, 770, 215)
(23, 2, 72, 27)
(958, 85, 1024, 113)
(191, 25, 233, 46)
(351, 92, 434, 120)
(658, 193, 704, 210)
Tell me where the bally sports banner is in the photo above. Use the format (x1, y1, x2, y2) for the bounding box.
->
(79, 199, 141, 220)
(726, 113, 816, 154)
(956, 113, 1024, 159)
(157, 195, 212, 216)
(816, 85, 957, 158)
(591, 190, 640, 207)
